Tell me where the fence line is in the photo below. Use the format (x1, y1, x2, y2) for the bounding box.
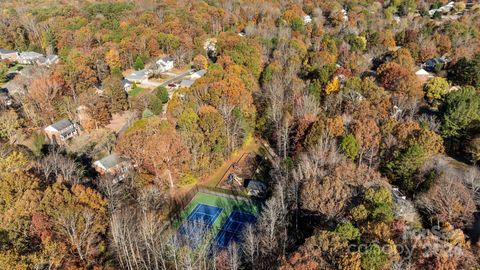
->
(167, 184, 259, 222)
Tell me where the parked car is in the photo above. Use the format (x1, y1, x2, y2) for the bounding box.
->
(167, 83, 179, 89)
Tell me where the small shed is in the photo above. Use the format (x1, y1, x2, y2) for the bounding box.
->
(245, 180, 267, 198)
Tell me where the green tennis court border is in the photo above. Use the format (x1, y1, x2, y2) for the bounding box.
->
(175, 191, 260, 238)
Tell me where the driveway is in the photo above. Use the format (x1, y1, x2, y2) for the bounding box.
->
(158, 69, 193, 88)
(141, 69, 193, 90)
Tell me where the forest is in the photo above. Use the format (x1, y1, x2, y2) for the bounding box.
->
(1, 0, 480, 269)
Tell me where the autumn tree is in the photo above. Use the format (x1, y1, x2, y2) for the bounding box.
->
(105, 48, 121, 70)
(116, 118, 190, 187)
(352, 118, 381, 165)
(193, 54, 208, 70)
(24, 71, 67, 126)
(59, 50, 98, 95)
(0, 110, 22, 144)
(376, 62, 422, 98)
(103, 75, 128, 114)
(144, 121, 190, 187)
(417, 175, 475, 229)
(0, 62, 8, 83)
(40, 183, 107, 262)
(424, 77, 449, 102)
(300, 175, 352, 220)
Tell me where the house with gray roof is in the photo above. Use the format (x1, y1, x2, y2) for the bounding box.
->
(44, 119, 79, 145)
(93, 153, 132, 183)
(180, 79, 195, 88)
(190, 69, 207, 80)
(122, 79, 133, 92)
(125, 69, 151, 84)
(0, 49, 19, 61)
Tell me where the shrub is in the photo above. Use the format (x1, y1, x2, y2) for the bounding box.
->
(340, 134, 359, 160)
(361, 244, 388, 270)
(335, 222, 361, 241)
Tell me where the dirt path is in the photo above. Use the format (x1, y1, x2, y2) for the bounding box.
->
(105, 111, 136, 134)
(167, 139, 261, 200)
(202, 139, 261, 187)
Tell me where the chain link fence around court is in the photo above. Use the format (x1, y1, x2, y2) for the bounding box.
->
(167, 185, 258, 222)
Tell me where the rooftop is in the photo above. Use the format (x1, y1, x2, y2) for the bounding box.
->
(0, 49, 17, 54)
(125, 69, 150, 81)
(246, 180, 266, 192)
(180, 79, 195, 88)
(191, 69, 207, 78)
(95, 154, 123, 170)
(48, 119, 74, 131)
(160, 56, 173, 62)
(20, 51, 44, 58)
(122, 78, 132, 85)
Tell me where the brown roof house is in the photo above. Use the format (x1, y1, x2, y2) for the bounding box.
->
(93, 154, 132, 183)
(44, 119, 79, 145)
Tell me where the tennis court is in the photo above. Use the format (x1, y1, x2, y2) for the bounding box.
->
(178, 204, 222, 245)
(214, 211, 257, 248)
(176, 192, 259, 248)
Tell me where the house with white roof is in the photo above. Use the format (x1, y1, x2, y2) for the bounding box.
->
(303, 15, 312, 24)
(156, 57, 174, 73)
(44, 119, 79, 145)
(37, 55, 59, 67)
(18, 51, 44, 64)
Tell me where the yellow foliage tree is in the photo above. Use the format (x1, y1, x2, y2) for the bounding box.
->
(325, 77, 340, 95)
(105, 48, 121, 69)
(193, 54, 208, 70)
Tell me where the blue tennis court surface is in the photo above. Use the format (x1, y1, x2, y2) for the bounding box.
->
(214, 211, 257, 248)
(178, 204, 222, 246)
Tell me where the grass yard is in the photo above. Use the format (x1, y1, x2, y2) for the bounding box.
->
(128, 86, 144, 97)
(176, 192, 259, 235)
(8, 63, 25, 72)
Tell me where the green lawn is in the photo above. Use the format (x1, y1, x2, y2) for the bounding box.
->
(176, 192, 259, 235)
(128, 86, 144, 97)
(8, 63, 25, 72)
